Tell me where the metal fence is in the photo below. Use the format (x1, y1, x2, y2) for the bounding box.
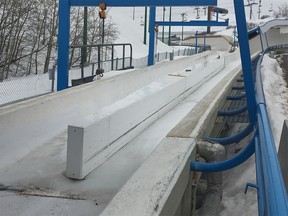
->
(0, 73, 54, 106)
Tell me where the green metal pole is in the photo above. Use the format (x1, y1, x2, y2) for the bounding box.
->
(144, 7, 147, 44)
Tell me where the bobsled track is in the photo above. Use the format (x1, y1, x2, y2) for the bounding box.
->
(0, 3, 288, 215)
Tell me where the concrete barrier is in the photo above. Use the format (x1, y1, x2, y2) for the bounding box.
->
(0, 52, 211, 170)
(66, 55, 225, 179)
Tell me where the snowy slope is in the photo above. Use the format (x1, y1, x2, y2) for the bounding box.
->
(108, 0, 287, 42)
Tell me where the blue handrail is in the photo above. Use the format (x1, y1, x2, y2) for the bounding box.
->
(255, 46, 288, 215)
(191, 45, 288, 216)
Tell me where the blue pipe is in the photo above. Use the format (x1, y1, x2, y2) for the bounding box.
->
(203, 123, 254, 145)
(227, 93, 246, 100)
(232, 86, 245, 90)
(191, 133, 255, 172)
(218, 105, 247, 116)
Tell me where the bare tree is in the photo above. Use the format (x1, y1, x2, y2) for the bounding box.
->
(274, 3, 288, 18)
(69, 7, 119, 67)
(0, 1, 119, 81)
(43, 0, 58, 74)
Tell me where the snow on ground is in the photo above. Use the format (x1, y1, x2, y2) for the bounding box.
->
(220, 53, 288, 216)
(109, 7, 173, 59)
(261, 54, 288, 149)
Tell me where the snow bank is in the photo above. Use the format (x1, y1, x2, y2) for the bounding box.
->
(261, 54, 288, 149)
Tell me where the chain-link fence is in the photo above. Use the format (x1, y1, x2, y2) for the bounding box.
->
(0, 72, 55, 106)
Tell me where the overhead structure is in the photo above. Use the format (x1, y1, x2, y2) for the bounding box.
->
(68, 0, 217, 7)
(57, 0, 218, 91)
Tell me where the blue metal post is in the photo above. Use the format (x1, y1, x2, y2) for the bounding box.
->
(203, 32, 206, 51)
(57, 0, 70, 91)
(233, 0, 257, 124)
(148, 6, 156, 66)
(195, 31, 198, 54)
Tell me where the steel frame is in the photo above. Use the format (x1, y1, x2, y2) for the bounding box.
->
(57, 0, 219, 90)
(155, 20, 228, 27)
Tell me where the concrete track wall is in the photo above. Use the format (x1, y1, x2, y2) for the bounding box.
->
(185, 35, 232, 51)
(249, 19, 288, 54)
(66, 54, 226, 179)
(100, 55, 242, 216)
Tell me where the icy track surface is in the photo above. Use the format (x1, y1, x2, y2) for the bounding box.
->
(0, 53, 241, 216)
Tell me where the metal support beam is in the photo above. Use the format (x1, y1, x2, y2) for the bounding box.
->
(233, 0, 257, 123)
(148, 7, 156, 66)
(70, 0, 217, 7)
(156, 20, 228, 27)
(56, 0, 222, 90)
(57, 0, 70, 91)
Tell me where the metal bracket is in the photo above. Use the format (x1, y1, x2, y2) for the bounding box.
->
(244, 182, 259, 194)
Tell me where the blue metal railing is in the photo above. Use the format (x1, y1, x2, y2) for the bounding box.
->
(191, 45, 288, 215)
(255, 45, 288, 215)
